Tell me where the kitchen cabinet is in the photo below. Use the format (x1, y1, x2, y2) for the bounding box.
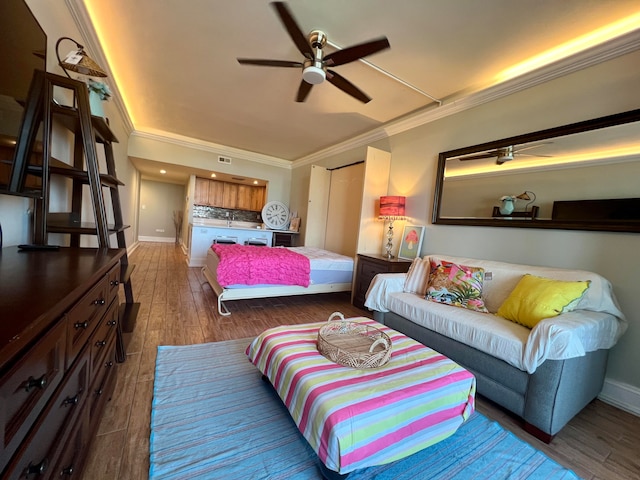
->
(208, 180, 225, 206)
(194, 177, 266, 212)
(237, 185, 252, 210)
(223, 183, 239, 209)
(194, 177, 210, 205)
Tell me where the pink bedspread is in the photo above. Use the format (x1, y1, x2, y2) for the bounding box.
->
(212, 244, 310, 287)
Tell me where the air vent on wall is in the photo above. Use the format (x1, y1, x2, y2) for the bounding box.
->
(218, 156, 232, 164)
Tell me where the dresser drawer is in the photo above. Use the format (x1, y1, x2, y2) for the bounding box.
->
(106, 264, 121, 306)
(66, 276, 109, 367)
(89, 333, 117, 420)
(1, 348, 90, 480)
(89, 301, 118, 380)
(0, 319, 66, 469)
(49, 411, 90, 480)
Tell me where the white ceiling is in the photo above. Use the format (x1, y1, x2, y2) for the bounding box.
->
(80, 0, 640, 183)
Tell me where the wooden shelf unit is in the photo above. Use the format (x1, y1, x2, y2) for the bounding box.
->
(4, 70, 139, 363)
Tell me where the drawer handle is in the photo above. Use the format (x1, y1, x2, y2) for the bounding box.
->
(61, 466, 74, 476)
(74, 321, 89, 329)
(25, 458, 48, 476)
(95, 388, 103, 396)
(105, 361, 114, 368)
(107, 320, 117, 327)
(95, 340, 107, 348)
(63, 394, 79, 406)
(110, 280, 120, 286)
(93, 298, 106, 306)
(24, 374, 47, 392)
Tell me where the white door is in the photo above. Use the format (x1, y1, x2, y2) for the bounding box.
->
(304, 165, 331, 248)
(324, 163, 364, 257)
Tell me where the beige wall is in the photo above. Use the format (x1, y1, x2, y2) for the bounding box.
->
(292, 49, 640, 401)
(139, 180, 185, 240)
(0, 2, 139, 249)
(127, 134, 292, 207)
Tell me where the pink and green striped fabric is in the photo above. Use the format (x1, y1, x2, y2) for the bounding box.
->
(246, 317, 476, 475)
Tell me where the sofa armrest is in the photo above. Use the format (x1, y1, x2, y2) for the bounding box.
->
(364, 273, 406, 312)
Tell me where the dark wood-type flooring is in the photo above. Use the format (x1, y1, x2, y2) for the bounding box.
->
(82, 242, 640, 479)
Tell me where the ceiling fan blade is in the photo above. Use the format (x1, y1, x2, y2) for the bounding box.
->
(271, 2, 314, 60)
(237, 58, 303, 68)
(324, 37, 390, 67)
(458, 152, 498, 161)
(326, 69, 371, 103)
(513, 141, 553, 153)
(296, 80, 313, 102)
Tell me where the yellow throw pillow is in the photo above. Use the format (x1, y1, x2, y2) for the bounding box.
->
(497, 274, 590, 328)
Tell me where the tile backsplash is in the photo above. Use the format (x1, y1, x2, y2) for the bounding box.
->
(193, 205, 262, 223)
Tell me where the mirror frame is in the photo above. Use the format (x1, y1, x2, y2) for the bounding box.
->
(432, 108, 640, 233)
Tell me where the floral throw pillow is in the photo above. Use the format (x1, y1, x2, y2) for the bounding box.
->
(426, 259, 489, 313)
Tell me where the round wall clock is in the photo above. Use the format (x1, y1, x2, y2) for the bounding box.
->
(261, 201, 290, 230)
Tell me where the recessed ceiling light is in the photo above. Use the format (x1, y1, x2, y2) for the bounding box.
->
(211, 173, 217, 178)
(253, 180, 258, 185)
(160, 169, 166, 174)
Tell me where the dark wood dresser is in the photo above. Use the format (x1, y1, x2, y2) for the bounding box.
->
(0, 247, 125, 479)
(353, 254, 412, 309)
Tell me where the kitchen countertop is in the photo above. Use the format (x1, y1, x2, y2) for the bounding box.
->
(191, 219, 298, 234)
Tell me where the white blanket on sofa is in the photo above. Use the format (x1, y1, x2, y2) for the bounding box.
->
(365, 256, 627, 374)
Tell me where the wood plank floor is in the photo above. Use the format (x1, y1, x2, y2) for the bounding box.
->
(83, 242, 640, 480)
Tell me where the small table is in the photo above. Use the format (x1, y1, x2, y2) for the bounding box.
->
(353, 254, 412, 309)
(247, 317, 476, 477)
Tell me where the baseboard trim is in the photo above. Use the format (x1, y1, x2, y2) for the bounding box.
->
(599, 378, 640, 416)
(137, 236, 176, 243)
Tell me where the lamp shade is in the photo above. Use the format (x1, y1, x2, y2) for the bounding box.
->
(379, 196, 406, 218)
(55, 37, 107, 78)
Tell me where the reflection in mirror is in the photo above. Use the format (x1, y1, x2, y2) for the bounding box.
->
(433, 109, 640, 232)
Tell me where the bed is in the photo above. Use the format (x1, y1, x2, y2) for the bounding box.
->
(246, 317, 476, 476)
(202, 245, 354, 315)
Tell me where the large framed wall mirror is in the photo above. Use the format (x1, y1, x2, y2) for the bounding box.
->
(432, 109, 640, 233)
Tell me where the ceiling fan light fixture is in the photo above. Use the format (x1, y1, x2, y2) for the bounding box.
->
(302, 65, 326, 84)
(496, 146, 515, 164)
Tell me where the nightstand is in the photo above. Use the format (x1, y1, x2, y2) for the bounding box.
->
(273, 231, 298, 247)
(353, 254, 412, 309)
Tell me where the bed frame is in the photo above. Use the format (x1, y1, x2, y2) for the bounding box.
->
(202, 264, 352, 316)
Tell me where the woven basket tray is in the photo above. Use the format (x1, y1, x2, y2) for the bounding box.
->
(317, 312, 392, 369)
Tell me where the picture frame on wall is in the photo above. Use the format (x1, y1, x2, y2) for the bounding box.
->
(398, 225, 425, 260)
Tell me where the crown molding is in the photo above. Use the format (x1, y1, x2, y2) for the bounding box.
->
(65, 0, 134, 135)
(130, 129, 291, 169)
(292, 28, 640, 169)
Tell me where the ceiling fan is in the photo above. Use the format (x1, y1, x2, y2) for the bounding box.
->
(237, 2, 390, 103)
(457, 143, 553, 165)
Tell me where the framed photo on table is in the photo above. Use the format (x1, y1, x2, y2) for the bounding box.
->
(398, 225, 425, 260)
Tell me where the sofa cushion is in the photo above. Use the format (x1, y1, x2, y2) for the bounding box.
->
(425, 259, 489, 313)
(403, 257, 430, 296)
(497, 274, 591, 328)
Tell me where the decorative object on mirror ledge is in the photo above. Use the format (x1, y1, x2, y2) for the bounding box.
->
(493, 191, 539, 219)
(499, 195, 517, 215)
(378, 195, 406, 258)
(516, 190, 537, 212)
(398, 225, 425, 260)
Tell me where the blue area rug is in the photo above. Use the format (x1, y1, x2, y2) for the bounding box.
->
(150, 339, 581, 480)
